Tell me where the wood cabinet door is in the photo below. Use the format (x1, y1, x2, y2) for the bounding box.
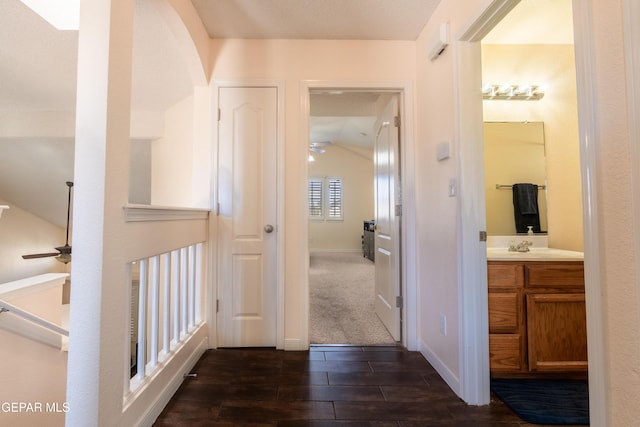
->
(526, 293, 588, 372)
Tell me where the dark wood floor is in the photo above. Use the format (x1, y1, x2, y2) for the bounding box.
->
(153, 345, 575, 426)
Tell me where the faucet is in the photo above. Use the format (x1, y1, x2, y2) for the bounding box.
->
(508, 240, 533, 252)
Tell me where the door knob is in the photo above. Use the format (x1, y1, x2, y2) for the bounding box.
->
(264, 224, 274, 233)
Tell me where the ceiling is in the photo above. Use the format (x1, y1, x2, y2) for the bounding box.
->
(0, 0, 572, 228)
(191, 0, 441, 40)
(310, 92, 381, 150)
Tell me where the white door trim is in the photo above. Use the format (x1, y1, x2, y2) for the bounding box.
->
(572, 3, 607, 424)
(455, 0, 606, 420)
(623, 0, 640, 348)
(210, 79, 286, 350)
(455, 0, 521, 405)
(300, 80, 418, 350)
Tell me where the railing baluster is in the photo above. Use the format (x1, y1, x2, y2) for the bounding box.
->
(149, 256, 160, 368)
(195, 243, 203, 323)
(162, 252, 171, 356)
(136, 259, 148, 380)
(180, 247, 188, 338)
(172, 250, 180, 345)
(188, 245, 195, 329)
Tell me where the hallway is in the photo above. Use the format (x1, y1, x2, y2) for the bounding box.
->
(154, 345, 538, 426)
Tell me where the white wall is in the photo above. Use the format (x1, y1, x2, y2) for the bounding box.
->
(151, 94, 195, 207)
(0, 329, 68, 427)
(0, 280, 68, 427)
(150, 88, 212, 208)
(129, 140, 152, 204)
(414, 1, 492, 389)
(308, 145, 374, 252)
(0, 199, 67, 284)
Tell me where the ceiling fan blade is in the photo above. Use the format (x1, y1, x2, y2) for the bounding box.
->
(22, 252, 60, 259)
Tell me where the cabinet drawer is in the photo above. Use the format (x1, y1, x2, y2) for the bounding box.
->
(488, 263, 523, 289)
(525, 263, 585, 289)
(488, 292, 520, 333)
(489, 334, 523, 371)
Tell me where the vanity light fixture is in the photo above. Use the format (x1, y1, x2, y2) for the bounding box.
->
(482, 84, 545, 100)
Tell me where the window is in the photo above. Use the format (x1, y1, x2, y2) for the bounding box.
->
(308, 177, 343, 221)
(308, 178, 323, 220)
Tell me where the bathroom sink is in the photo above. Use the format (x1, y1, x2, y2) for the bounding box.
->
(486, 247, 584, 261)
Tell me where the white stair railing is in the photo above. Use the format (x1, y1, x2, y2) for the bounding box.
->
(0, 299, 69, 337)
(128, 242, 205, 393)
(0, 273, 69, 349)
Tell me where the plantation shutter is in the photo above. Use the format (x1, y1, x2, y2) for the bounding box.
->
(308, 178, 323, 219)
(327, 178, 343, 220)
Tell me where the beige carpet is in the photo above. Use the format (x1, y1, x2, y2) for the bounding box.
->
(309, 251, 395, 345)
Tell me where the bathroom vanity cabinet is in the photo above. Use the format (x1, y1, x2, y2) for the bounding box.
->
(488, 260, 587, 376)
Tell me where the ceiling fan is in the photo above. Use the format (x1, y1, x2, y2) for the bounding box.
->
(22, 181, 73, 264)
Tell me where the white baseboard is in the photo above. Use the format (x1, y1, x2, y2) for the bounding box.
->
(309, 249, 363, 254)
(419, 339, 461, 399)
(284, 338, 307, 351)
(134, 332, 208, 427)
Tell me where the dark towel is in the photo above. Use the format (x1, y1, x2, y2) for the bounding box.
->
(513, 183, 538, 214)
(512, 183, 540, 233)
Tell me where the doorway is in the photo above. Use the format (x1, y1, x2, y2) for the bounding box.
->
(304, 87, 409, 346)
(456, 0, 604, 417)
(481, 0, 587, 382)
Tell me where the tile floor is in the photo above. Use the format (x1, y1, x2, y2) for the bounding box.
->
(153, 345, 586, 426)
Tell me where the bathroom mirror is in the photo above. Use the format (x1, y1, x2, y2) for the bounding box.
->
(484, 121, 548, 235)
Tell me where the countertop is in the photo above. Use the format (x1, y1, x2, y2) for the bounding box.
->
(487, 247, 584, 261)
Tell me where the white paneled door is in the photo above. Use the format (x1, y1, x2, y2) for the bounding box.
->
(217, 87, 278, 347)
(374, 94, 401, 341)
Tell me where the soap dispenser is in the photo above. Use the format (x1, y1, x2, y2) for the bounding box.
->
(527, 226, 534, 236)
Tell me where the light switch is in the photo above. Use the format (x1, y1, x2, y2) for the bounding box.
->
(449, 178, 456, 197)
(436, 142, 450, 161)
